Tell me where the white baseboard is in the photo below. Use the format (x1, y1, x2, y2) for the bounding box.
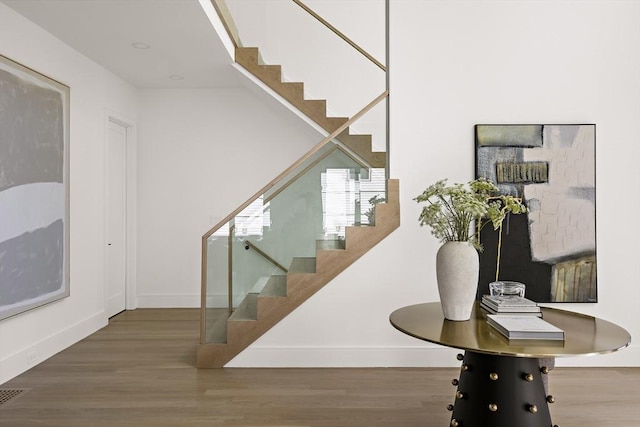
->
(226, 346, 464, 368)
(0, 311, 106, 384)
(3, 326, 636, 385)
(226, 344, 640, 368)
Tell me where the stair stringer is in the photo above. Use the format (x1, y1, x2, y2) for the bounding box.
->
(197, 180, 400, 368)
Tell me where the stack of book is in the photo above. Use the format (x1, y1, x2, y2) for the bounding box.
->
(486, 314, 565, 341)
(481, 295, 565, 341)
(481, 295, 542, 317)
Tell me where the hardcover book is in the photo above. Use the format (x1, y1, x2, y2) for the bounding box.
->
(487, 314, 565, 340)
(481, 295, 541, 313)
(480, 302, 542, 317)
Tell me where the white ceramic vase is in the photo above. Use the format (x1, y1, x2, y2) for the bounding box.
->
(436, 241, 479, 321)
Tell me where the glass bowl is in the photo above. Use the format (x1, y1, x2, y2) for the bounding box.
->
(489, 281, 526, 298)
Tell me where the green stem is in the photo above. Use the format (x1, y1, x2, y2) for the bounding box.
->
(495, 223, 503, 282)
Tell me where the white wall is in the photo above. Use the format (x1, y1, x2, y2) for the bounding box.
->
(229, 0, 640, 368)
(2, 0, 638, 383)
(136, 87, 326, 307)
(0, 4, 138, 383)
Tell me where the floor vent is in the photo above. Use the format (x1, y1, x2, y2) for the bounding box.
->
(0, 389, 26, 405)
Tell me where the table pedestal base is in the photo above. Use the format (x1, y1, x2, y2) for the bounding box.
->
(450, 351, 554, 427)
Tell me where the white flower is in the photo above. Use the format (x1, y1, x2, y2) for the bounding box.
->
(414, 178, 528, 251)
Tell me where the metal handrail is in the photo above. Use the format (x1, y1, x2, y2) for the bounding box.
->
(291, 0, 386, 71)
(243, 240, 289, 273)
(228, 225, 234, 313)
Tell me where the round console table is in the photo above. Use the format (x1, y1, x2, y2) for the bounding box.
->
(389, 302, 631, 427)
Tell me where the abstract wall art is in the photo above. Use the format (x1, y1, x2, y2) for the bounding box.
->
(0, 55, 70, 320)
(475, 124, 596, 303)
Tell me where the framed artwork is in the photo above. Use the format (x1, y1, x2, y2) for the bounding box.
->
(0, 55, 70, 320)
(475, 124, 596, 303)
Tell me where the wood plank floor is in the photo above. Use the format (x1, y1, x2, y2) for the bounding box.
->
(1, 309, 638, 426)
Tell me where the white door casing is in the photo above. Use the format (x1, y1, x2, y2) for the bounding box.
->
(105, 120, 127, 317)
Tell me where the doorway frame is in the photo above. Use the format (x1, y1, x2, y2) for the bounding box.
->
(104, 110, 137, 316)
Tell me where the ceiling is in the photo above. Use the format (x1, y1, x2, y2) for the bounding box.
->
(2, 0, 240, 88)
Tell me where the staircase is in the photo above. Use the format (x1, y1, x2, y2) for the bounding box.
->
(198, 1, 396, 368)
(198, 181, 398, 367)
(235, 47, 386, 168)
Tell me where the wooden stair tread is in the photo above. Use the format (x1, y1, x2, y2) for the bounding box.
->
(316, 239, 346, 251)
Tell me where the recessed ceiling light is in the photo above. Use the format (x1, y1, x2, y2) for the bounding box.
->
(131, 42, 150, 49)
(169, 75, 184, 80)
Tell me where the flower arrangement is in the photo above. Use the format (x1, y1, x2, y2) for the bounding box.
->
(414, 178, 528, 280)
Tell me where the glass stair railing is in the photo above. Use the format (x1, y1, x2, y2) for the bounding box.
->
(204, 141, 386, 343)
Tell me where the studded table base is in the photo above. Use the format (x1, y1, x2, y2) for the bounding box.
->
(449, 351, 553, 427)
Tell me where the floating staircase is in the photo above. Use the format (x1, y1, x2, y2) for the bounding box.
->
(198, 180, 399, 368)
(198, 3, 396, 368)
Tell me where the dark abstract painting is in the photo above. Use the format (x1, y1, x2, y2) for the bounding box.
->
(475, 124, 596, 303)
(0, 55, 70, 319)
